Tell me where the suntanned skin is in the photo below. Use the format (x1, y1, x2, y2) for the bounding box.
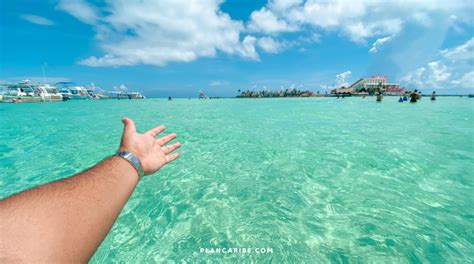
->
(0, 117, 181, 263)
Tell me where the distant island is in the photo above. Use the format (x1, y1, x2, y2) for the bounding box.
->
(237, 76, 408, 98)
(237, 89, 317, 98)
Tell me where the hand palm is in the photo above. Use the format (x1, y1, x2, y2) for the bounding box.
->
(119, 118, 180, 175)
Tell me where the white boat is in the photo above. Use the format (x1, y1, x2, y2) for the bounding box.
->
(37, 84, 63, 101)
(56, 82, 91, 100)
(68, 86, 90, 100)
(199, 91, 208, 99)
(107, 91, 145, 99)
(0, 81, 63, 103)
(127, 92, 145, 99)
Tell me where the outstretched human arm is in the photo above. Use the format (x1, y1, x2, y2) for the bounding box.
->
(0, 118, 181, 263)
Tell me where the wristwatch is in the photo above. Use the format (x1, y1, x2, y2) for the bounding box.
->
(114, 151, 145, 179)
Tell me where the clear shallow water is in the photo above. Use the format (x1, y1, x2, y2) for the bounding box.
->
(1, 97, 473, 262)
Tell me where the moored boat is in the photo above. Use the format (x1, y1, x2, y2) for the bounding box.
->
(0, 81, 63, 103)
(106, 91, 145, 99)
(56, 82, 91, 100)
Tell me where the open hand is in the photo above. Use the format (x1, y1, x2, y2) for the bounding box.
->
(119, 118, 181, 175)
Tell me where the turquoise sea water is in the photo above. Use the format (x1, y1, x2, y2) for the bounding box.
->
(1, 97, 473, 262)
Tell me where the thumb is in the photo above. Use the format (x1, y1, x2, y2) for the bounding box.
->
(121, 117, 136, 135)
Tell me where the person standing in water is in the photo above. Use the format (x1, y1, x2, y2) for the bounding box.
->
(431, 91, 436, 101)
(410, 90, 419, 103)
(376, 91, 383, 102)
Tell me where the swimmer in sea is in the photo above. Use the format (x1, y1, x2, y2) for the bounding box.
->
(431, 91, 436, 101)
(0, 118, 181, 262)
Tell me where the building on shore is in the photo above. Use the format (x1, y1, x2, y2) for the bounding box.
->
(331, 76, 409, 95)
(349, 76, 402, 94)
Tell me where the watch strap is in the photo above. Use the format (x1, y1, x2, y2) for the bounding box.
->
(114, 151, 145, 179)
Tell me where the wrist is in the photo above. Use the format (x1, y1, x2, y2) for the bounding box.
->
(108, 157, 140, 188)
(113, 151, 145, 179)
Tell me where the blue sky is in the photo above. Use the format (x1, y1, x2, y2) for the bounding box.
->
(1, 0, 473, 97)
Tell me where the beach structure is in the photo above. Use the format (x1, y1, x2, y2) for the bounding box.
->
(0, 81, 63, 103)
(331, 87, 354, 96)
(349, 76, 403, 94)
(331, 76, 410, 96)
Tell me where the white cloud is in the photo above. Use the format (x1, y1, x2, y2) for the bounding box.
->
(318, 70, 353, 90)
(257, 37, 286, 53)
(268, 0, 304, 13)
(402, 61, 452, 89)
(248, 0, 471, 44)
(247, 7, 298, 35)
(441, 37, 474, 61)
(453, 71, 474, 88)
(241, 36, 259, 61)
(401, 38, 474, 91)
(58, 0, 259, 66)
(57, 0, 473, 73)
(335, 71, 352, 87)
(209, 80, 230, 86)
(57, 0, 99, 24)
(19, 14, 54, 26)
(290, 1, 367, 28)
(412, 12, 432, 27)
(369, 36, 392, 53)
(344, 19, 402, 43)
(401, 67, 426, 87)
(428, 61, 451, 82)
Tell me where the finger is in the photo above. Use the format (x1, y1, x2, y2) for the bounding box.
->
(121, 117, 136, 135)
(162, 142, 181, 154)
(146, 125, 166, 137)
(156, 133, 177, 146)
(165, 153, 180, 163)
